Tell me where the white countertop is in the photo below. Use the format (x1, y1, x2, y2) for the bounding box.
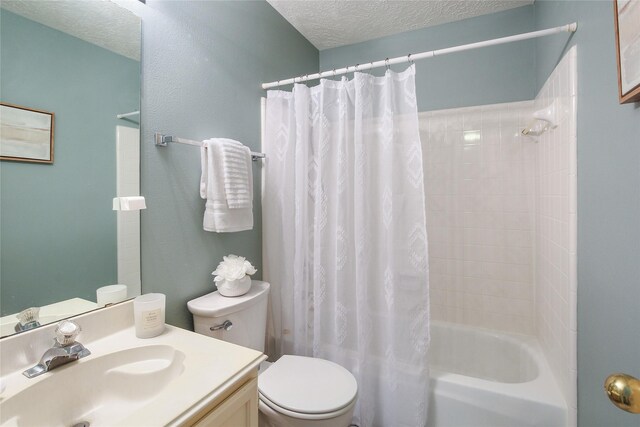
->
(0, 300, 266, 426)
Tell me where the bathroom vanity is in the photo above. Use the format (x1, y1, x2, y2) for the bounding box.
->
(0, 301, 266, 427)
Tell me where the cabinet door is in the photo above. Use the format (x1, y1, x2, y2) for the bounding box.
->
(193, 377, 258, 427)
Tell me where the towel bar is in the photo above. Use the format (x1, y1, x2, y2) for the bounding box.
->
(154, 133, 266, 161)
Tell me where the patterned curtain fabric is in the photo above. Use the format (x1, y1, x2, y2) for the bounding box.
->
(263, 65, 430, 427)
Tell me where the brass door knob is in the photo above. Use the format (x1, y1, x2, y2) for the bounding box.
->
(604, 373, 640, 414)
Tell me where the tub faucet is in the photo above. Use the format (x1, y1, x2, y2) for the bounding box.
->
(23, 320, 91, 379)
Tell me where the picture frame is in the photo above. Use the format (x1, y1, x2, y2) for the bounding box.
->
(0, 102, 55, 164)
(614, 0, 640, 103)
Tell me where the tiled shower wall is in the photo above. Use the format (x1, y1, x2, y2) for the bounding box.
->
(419, 101, 537, 335)
(420, 47, 577, 424)
(534, 46, 577, 425)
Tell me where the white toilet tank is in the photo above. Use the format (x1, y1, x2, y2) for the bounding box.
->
(187, 280, 270, 352)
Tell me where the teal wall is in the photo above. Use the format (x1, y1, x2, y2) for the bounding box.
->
(139, 0, 318, 329)
(320, 6, 536, 112)
(0, 11, 140, 315)
(534, 2, 640, 426)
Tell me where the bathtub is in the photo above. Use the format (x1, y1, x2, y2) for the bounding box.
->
(427, 322, 567, 427)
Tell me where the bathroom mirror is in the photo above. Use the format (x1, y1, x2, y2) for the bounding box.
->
(0, 0, 141, 337)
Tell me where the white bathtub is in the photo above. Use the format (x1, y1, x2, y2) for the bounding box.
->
(427, 322, 567, 427)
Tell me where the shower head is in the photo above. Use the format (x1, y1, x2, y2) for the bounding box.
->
(521, 100, 560, 138)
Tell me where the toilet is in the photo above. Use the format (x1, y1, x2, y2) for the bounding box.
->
(187, 281, 358, 427)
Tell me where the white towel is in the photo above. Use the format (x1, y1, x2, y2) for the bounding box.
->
(221, 140, 253, 209)
(200, 138, 253, 232)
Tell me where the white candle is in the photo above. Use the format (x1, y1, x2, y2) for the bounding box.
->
(96, 284, 128, 307)
(133, 293, 166, 338)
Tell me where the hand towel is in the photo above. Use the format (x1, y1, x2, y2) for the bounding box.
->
(200, 138, 253, 232)
(220, 140, 253, 209)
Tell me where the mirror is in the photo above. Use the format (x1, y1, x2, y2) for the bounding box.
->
(0, 0, 141, 337)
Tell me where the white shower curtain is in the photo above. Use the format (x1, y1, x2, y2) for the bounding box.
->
(263, 65, 429, 427)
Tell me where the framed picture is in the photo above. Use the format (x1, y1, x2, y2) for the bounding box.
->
(614, 0, 640, 103)
(0, 102, 55, 164)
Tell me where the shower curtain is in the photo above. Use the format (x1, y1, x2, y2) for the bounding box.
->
(263, 65, 429, 427)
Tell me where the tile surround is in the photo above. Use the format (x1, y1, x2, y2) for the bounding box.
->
(420, 46, 577, 425)
(534, 46, 577, 426)
(420, 101, 537, 335)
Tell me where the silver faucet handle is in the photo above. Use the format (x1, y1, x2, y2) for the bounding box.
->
(55, 320, 81, 346)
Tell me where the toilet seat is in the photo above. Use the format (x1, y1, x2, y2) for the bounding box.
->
(258, 355, 358, 420)
(259, 391, 357, 421)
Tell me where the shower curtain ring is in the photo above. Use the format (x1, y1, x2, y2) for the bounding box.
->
(407, 53, 414, 65)
(355, 64, 359, 72)
(333, 68, 337, 80)
(385, 58, 390, 70)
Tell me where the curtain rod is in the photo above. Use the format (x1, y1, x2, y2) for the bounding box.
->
(262, 23, 577, 90)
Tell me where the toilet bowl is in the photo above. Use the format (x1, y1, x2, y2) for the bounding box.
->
(258, 355, 357, 427)
(187, 281, 358, 427)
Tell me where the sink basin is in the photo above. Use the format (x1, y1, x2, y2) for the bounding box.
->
(0, 345, 184, 427)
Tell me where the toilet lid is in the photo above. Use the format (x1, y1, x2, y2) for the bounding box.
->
(258, 355, 358, 415)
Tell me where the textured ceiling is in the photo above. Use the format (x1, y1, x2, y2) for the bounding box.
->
(267, 0, 534, 50)
(1, 0, 140, 60)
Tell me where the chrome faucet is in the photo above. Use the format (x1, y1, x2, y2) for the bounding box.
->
(23, 320, 91, 378)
